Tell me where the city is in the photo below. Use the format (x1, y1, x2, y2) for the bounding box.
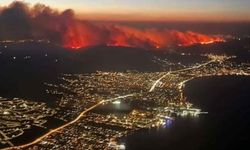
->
(1, 53, 248, 149)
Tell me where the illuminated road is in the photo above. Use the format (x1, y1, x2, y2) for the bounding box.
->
(4, 94, 134, 150)
(149, 60, 215, 92)
(177, 78, 195, 101)
(149, 72, 170, 92)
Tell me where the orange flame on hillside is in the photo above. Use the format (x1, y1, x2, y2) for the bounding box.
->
(0, 1, 224, 51)
(63, 25, 224, 50)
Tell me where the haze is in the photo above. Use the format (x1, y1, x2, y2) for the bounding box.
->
(1, 0, 250, 22)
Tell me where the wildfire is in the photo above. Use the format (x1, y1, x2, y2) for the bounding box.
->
(63, 25, 224, 50)
(64, 40, 83, 49)
(0, 1, 225, 51)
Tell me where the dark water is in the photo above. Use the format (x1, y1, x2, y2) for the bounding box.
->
(93, 101, 132, 116)
(124, 76, 250, 150)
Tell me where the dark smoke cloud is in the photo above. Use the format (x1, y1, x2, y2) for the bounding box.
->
(0, 1, 224, 49)
(0, 2, 31, 39)
(0, 1, 75, 43)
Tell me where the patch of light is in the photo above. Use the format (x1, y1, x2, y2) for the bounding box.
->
(112, 100, 121, 104)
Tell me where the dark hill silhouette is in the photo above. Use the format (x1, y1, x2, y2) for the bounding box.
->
(0, 42, 160, 101)
(73, 45, 160, 72)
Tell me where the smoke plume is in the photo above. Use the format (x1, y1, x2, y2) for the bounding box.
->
(0, 1, 224, 50)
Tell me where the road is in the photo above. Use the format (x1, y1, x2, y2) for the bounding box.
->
(178, 78, 194, 101)
(149, 60, 215, 92)
(4, 94, 134, 150)
(149, 72, 170, 92)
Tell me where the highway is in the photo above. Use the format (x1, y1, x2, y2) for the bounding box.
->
(149, 60, 215, 92)
(149, 72, 170, 92)
(3, 94, 134, 150)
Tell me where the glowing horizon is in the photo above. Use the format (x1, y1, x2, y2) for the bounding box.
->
(1, 0, 250, 22)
